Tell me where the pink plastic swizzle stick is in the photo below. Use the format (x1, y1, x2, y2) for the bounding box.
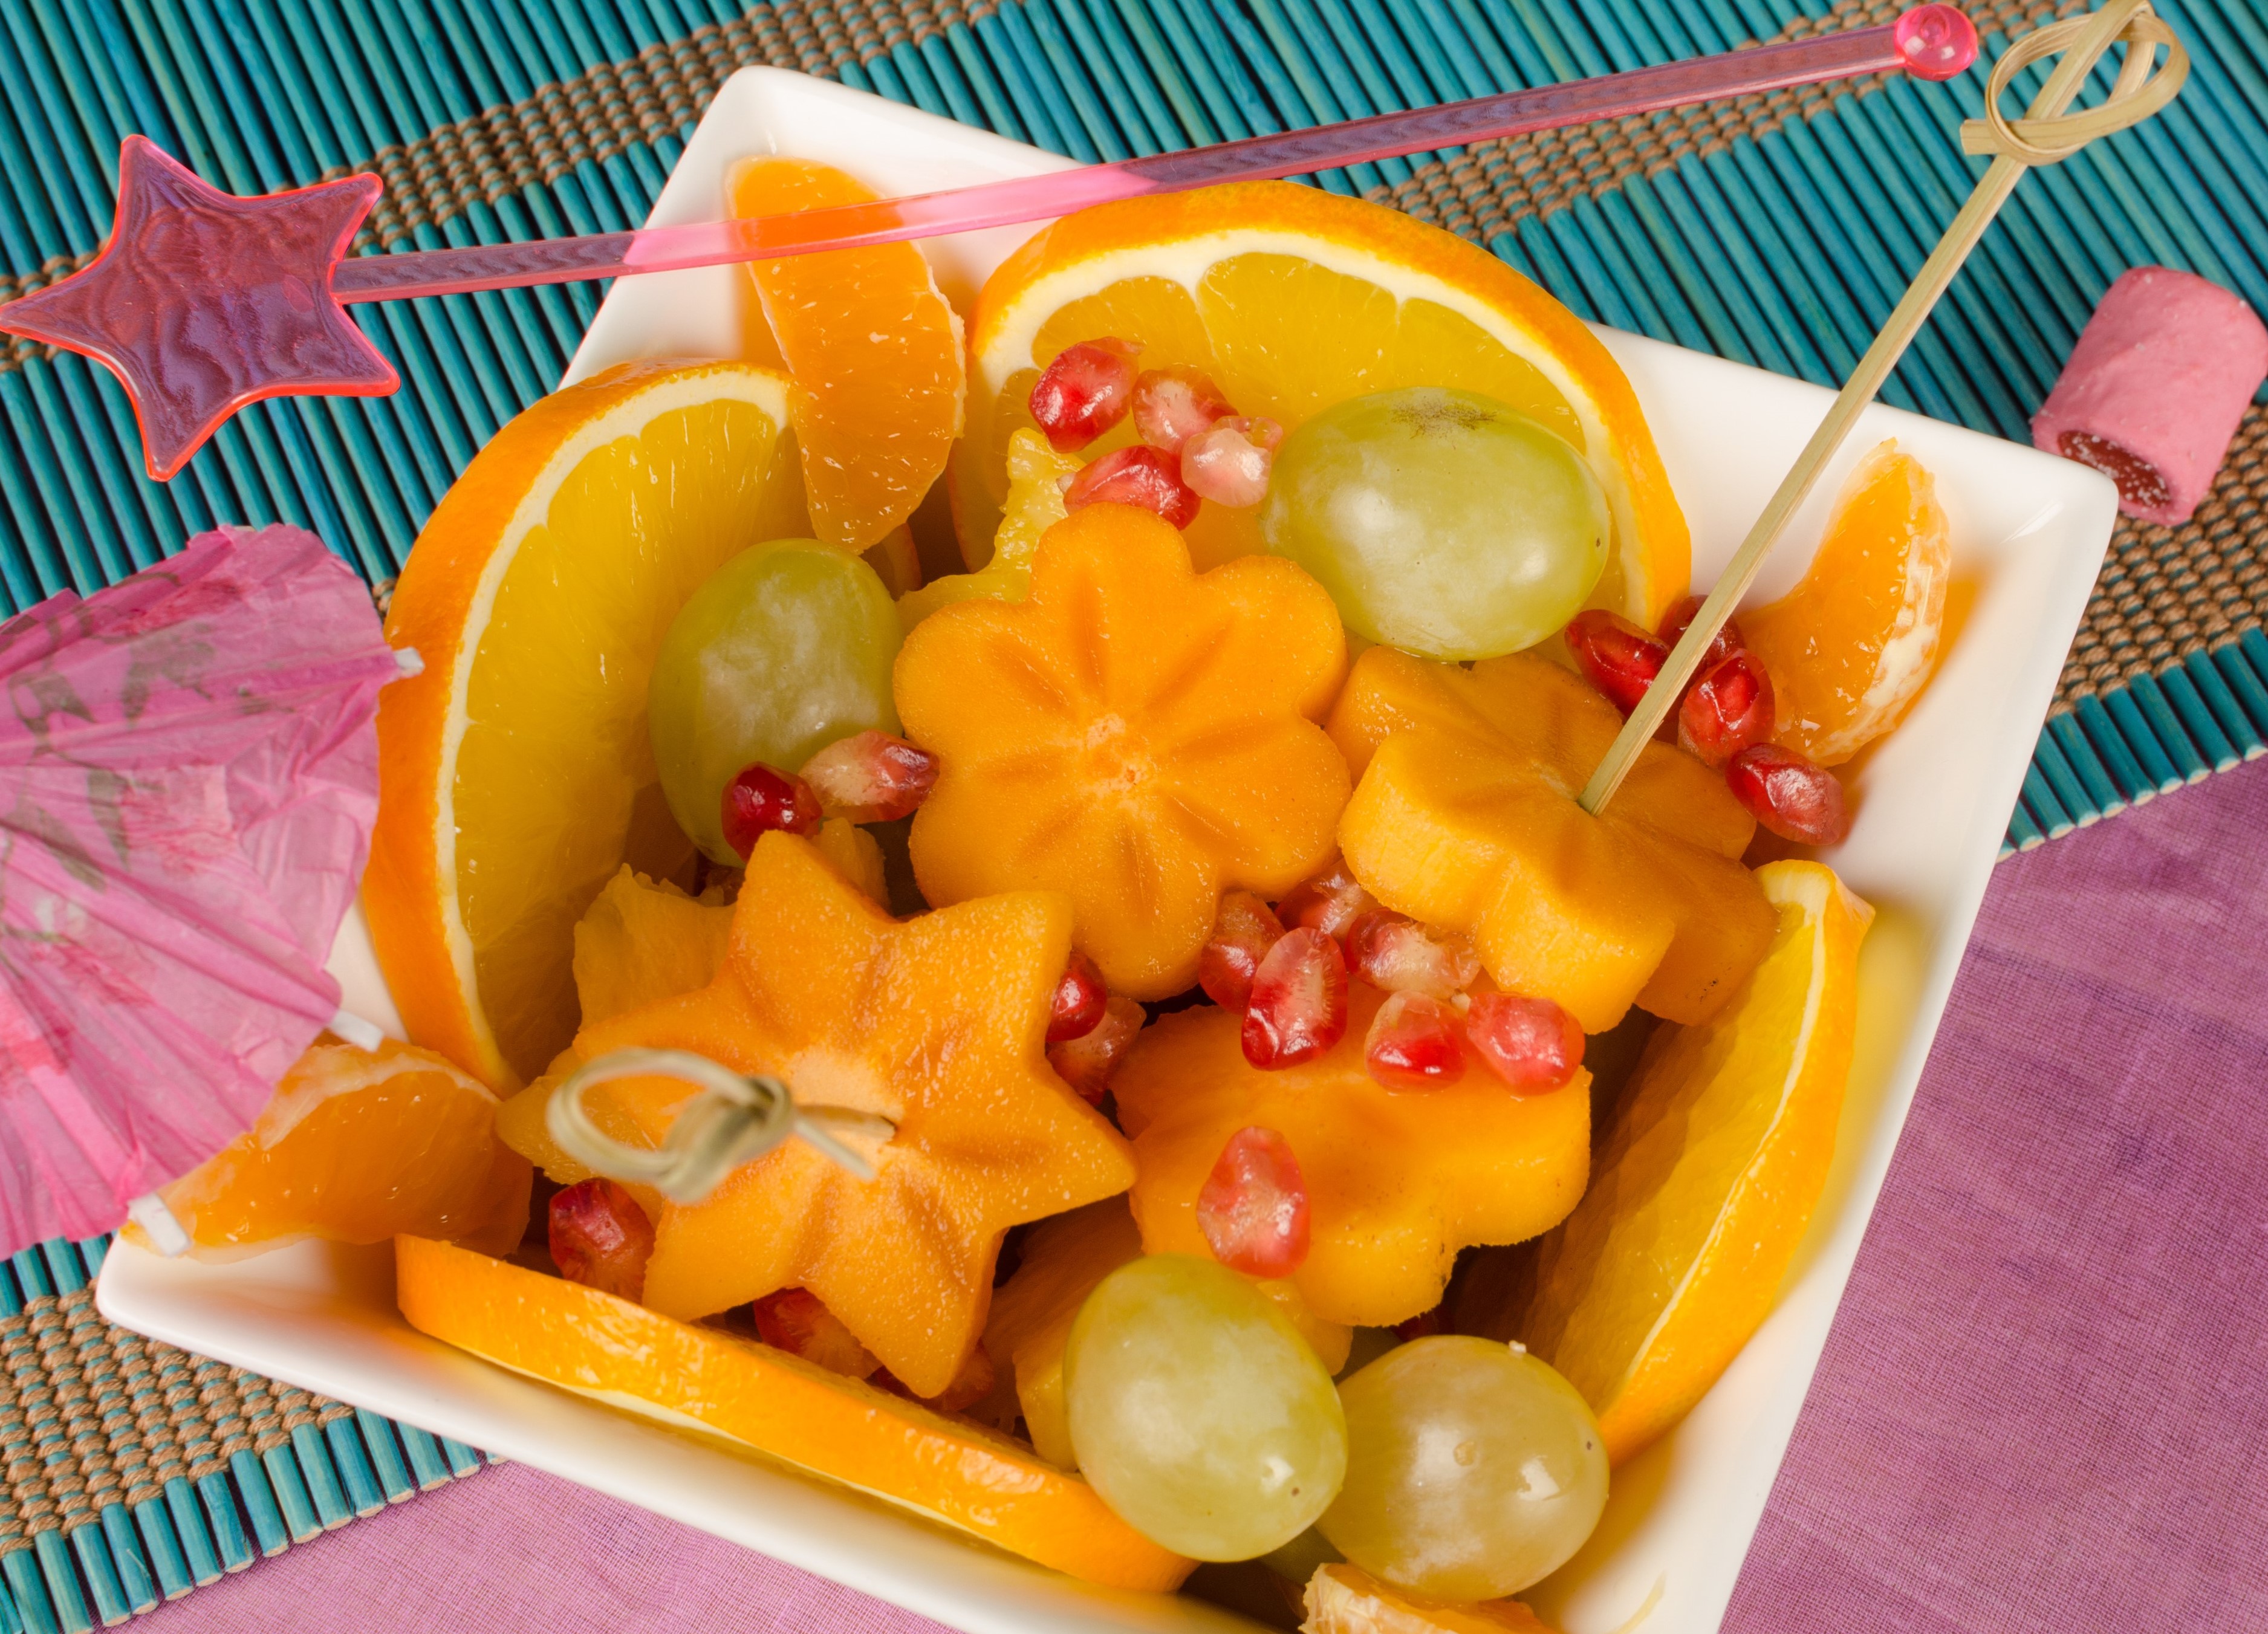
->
(0, 6, 1976, 482)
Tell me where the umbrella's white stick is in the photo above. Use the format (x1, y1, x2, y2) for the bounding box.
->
(126, 1193, 191, 1256)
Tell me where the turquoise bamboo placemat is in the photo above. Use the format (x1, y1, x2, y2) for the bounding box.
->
(4, 0, 2268, 1626)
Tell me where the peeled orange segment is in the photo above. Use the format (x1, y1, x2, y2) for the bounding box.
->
(1303, 1563, 1561, 1633)
(155, 1041, 529, 1256)
(1522, 860, 1873, 1465)
(394, 1236, 1194, 1592)
(1744, 439, 1952, 766)
(732, 157, 966, 551)
(367, 359, 807, 1091)
(952, 181, 1688, 619)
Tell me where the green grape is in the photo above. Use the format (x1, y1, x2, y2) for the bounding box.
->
(1260, 387, 1608, 660)
(1318, 1335, 1607, 1601)
(649, 540, 902, 864)
(1065, 1255, 1348, 1561)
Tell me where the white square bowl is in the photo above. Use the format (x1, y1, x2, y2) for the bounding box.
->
(97, 66, 2119, 1634)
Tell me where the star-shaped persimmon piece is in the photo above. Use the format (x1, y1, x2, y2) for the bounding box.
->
(1331, 646, 1773, 1031)
(566, 832, 1136, 1398)
(0, 136, 395, 479)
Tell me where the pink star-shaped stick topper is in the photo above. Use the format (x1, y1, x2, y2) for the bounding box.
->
(0, 137, 397, 481)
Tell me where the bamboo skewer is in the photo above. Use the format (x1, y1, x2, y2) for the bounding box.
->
(1579, 0, 2189, 816)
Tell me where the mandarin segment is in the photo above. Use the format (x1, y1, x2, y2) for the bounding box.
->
(368, 359, 807, 1089)
(1328, 647, 1771, 1031)
(731, 157, 964, 551)
(158, 1040, 529, 1255)
(898, 504, 1351, 999)
(394, 1236, 1192, 1590)
(1522, 861, 1873, 1464)
(1116, 984, 1590, 1329)
(521, 832, 1134, 1398)
(1744, 440, 1952, 765)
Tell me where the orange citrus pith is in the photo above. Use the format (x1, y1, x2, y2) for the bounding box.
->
(732, 157, 965, 551)
(1744, 440, 1952, 766)
(366, 358, 807, 1091)
(952, 182, 1688, 623)
(394, 1236, 1193, 1592)
(1522, 860, 1873, 1464)
(160, 1040, 528, 1254)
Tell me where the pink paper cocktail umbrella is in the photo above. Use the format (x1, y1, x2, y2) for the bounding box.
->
(0, 6, 1977, 482)
(0, 525, 409, 1260)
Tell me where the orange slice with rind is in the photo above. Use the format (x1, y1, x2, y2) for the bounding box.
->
(954, 181, 1687, 623)
(1302, 1563, 1561, 1633)
(1522, 860, 1873, 1464)
(732, 157, 966, 551)
(394, 1234, 1194, 1591)
(1743, 439, 1952, 766)
(368, 358, 808, 1091)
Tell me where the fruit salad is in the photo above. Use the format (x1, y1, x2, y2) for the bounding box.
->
(161, 169, 1958, 1632)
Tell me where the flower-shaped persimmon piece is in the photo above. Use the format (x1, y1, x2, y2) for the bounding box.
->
(542, 832, 1135, 1398)
(1117, 984, 1590, 1328)
(896, 504, 1350, 999)
(1330, 647, 1771, 1031)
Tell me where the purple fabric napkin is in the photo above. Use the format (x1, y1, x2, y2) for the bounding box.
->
(138, 757, 2268, 1633)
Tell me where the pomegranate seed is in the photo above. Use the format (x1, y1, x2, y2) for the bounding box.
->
(1029, 337, 1142, 452)
(721, 763, 821, 858)
(1048, 994, 1145, 1103)
(548, 1179, 654, 1300)
(1564, 610, 1669, 716)
(1243, 927, 1349, 1069)
(1656, 594, 1746, 670)
(1048, 950, 1108, 1043)
(1181, 415, 1283, 508)
(1131, 365, 1234, 454)
(1197, 1126, 1311, 1278)
(1365, 991, 1468, 1091)
(1678, 649, 1776, 768)
(1198, 889, 1285, 1010)
(799, 730, 940, 823)
(1464, 991, 1585, 1094)
(1274, 858, 1377, 944)
(1727, 744, 1852, 845)
(752, 1288, 880, 1378)
(1346, 909, 1481, 1001)
(1064, 445, 1202, 529)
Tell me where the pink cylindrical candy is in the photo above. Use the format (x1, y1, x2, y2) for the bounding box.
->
(2032, 267, 2268, 528)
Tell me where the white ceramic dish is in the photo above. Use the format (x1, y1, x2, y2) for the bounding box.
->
(99, 66, 2118, 1634)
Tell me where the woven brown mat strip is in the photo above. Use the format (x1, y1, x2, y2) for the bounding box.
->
(1373, 0, 2092, 252)
(2056, 406, 2268, 710)
(0, 1283, 360, 1560)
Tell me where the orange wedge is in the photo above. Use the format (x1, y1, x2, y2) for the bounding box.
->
(1744, 440, 1952, 766)
(1522, 861, 1872, 1464)
(1303, 1563, 1560, 1633)
(395, 1235, 1194, 1592)
(366, 359, 808, 1090)
(155, 1040, 528, 1255)
(952, 181, 1687, 623)
(732, 157, 966, 551)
